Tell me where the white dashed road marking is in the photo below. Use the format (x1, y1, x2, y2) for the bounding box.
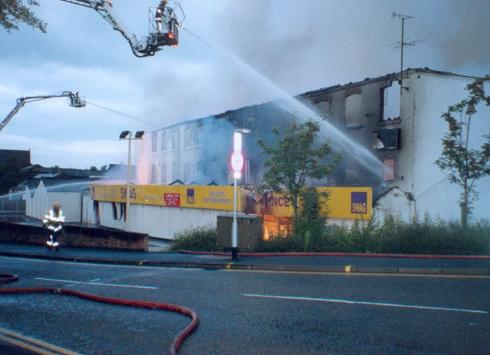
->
(243, 293, 488, 314)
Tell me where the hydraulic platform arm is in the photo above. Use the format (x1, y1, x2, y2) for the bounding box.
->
(59, 0, 183, 57)
(0, 91, 85, 133)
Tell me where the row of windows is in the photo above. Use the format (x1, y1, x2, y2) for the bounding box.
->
(150, 162, 193, 184)
(152, 126, 202, 153)
(315, 81, 401, 128)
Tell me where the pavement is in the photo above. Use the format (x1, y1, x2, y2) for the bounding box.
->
(1, 242, 490, 276)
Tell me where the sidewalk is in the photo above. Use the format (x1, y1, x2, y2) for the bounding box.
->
(1, 242, 490, 276)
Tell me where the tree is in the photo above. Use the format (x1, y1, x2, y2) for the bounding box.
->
(435, 76, 490, 227)
(259, 120, 339, 228)
(0, 0, 46, 33)
(0, 158, 25, 194)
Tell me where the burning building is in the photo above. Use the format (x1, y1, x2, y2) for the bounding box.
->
(88, 68, 490, 239)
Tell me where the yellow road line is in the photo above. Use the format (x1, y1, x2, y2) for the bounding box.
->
(222, 268, 490, 279)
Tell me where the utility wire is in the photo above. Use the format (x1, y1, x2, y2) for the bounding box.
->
(85, 100, 158, 128)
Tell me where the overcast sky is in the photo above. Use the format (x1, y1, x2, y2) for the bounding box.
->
(0, 0, 489, 169)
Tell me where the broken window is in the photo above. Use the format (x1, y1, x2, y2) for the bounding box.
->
(184, 126, 192, 149)
(345, 94, 362, 127)
(383, 158, 396, 181)
(160, 163, 167, 184)
(316, 100, 331, 118)
(151, 132, 158, 152)
(381, 81, 401, 121)
(162, 131, 167, 151)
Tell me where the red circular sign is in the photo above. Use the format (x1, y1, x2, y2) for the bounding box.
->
(230, 151, 244, 173)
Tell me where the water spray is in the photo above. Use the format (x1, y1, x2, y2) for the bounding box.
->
(183, 28, 384, 177)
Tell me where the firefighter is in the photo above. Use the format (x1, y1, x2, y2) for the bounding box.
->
(43, 202, 65, 250)
(155, 0, 168, 33)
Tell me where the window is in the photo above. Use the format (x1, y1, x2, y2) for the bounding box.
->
(245, 116, 256, 129)
(194, 125, 202, 146)
(160, 163, 167, 184)
(345, 93, 362, 127)
(316, 100, 331, 118)
(184, 162, 191, 183)
(161, 131, 167, 151)
(172, 162, 179, 182)
(384, 158, 396, 181)
(184, 126, 192, 149)
(172, 130, 180, 151)
(381, 81, 401, 121)
(151, 132, 158, 152)
(151, 164, 157, 184)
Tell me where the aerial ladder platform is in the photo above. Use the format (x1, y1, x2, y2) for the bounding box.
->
(59, 0, 184, 57)
(0, 92, 85, 133)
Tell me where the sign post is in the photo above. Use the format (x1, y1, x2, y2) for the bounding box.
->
(230, 130, 248, 260)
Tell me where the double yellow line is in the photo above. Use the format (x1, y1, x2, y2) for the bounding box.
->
(0, 327, 80, 355)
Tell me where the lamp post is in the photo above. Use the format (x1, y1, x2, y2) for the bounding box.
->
(230, 128, 250, 260)
(119, 130, 144, 231)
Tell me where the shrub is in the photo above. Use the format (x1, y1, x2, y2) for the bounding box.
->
(169, 226, 218, 251)
(257, 219, 490, 255)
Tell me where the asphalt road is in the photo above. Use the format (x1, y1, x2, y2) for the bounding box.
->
(0, 256, 489, 354)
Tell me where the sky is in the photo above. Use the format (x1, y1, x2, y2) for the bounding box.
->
(0, 0, 489, 169)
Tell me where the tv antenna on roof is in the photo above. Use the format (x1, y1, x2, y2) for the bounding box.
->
(392, 12, 422, 95)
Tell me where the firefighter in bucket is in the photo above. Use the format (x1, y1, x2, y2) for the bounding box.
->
(43, 202, 65, 251)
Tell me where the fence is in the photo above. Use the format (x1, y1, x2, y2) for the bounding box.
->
(0, 200, 26, 214)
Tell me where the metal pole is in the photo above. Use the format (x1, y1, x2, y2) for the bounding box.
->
(126, 133, 132, 231)
(400, 17, 405, 96)
(231, 177, 238, 260)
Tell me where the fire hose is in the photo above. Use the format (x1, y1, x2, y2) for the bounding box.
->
(0, 273, 199, 355)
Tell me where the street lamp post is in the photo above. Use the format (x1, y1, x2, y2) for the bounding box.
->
(119, 130, 144, 231)
(230, 128, 250, 260)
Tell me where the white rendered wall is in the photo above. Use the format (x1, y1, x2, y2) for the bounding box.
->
(97, 201, 221, 239)
(396, 72, 490, 221)
(26, 182, 82, 222)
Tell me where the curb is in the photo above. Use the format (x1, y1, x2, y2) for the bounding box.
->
(176, 250, 490, 260)
(1, 251, 489, 276)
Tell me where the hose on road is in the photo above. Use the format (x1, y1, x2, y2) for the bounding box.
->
(0, 273, 199, 355)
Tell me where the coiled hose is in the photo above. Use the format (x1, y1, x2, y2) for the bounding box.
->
(0, 273, 199, 355)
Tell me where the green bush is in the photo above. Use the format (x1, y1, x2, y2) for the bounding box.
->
(169, 226, 218, 251)
(258, 219, 490, 255)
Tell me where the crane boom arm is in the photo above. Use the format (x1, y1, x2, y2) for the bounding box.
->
(0, 91, 85, 133)
(59, 0, 180, 57)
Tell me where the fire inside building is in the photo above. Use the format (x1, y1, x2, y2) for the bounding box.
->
(83, 68, 490, 240)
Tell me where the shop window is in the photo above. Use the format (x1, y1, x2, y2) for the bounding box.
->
(384, 158, 396, 181)
(381, 81, 401, 121)
(151, 132, 157, 152)
(345, 93, 362, 127)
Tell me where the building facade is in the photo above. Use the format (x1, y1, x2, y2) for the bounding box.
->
(135, 68, 490, 222)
